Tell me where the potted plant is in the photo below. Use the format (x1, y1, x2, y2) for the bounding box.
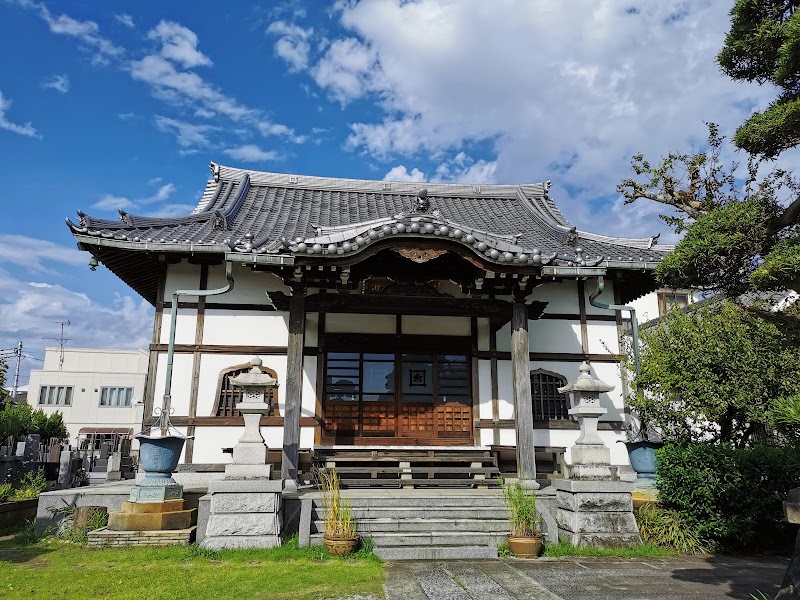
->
(622, 396, 663, 487)
(502, 479, 543, 557)
(315, 467, 359, 555)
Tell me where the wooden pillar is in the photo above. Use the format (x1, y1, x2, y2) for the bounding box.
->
(281, 289, 305, 482)
(184, 264, 208, 464)
(511, 297, 537, 485)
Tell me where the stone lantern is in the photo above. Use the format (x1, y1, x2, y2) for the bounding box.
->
(202, 358, 285, 550)
(558, 361, 616, 480)
(554, 361, 640, 547)
(225, 358, 278, 479)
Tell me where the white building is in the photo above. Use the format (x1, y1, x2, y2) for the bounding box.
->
(28, 348, 148, 443)
(66, 163, 673, 482)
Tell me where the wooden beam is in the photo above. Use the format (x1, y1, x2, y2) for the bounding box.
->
(184, 264, 208, 464)
(511, 297, 537, 483)
(314, 312, 326, 446)
(171, 416, 317, 427)
(282, 289, 305, 481)
(470, 316, 480, 446)
(489, 321, 500, 446)
(143, 261, 166, 429)
(476, 351, 623, 362)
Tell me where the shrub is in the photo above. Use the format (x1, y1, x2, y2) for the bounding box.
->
(635, 503, 706, 554)
(10, 469, 48, 500)
(656, 443, 800, 549)
(0, 483, 12, 502)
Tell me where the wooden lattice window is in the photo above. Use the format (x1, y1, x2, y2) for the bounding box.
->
(214, 362, 280, 417)
(530, 369, 570, 421)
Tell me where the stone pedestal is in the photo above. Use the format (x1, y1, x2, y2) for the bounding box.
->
(556, 362, 641, 547)
(555, 479, 641, 547)
(201, 479, 284, 549)
(108, 499, 195, 531)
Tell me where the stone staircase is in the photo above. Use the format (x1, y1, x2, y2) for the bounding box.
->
(306, 490, 512, 560)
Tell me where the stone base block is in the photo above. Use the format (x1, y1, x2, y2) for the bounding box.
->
(205, 513, 279, 537)
(223, 464, 272, 479)
(556, 508, 638, 534)
(571, 445, 611, 465)
(558, 491, 633, 512)
(232, 443, 268, 465)
(201, 535, 281, 550)
(108, 508, 196, 531)
(212, 492, 276, 513)
(88, 527, 195, 548)
(558, 530, 642, 548)
(129, 484, 183, 503)
(121, 500, 185, 514)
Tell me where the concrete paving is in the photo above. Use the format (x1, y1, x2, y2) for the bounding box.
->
(383, 556, 789, 600)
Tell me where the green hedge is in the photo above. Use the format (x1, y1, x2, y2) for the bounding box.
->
(655, 443, 800, 549)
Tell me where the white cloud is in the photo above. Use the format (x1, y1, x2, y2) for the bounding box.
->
(0, 270, 152, 376)
(148, 20, 212, 69)
(92, 182, 178, 213)
(267, 21, 313, 72)
(16, 0, 124, 65)
(0, 235, 84, 272)
(224, 144, 280, 162)
(0, 91, 39, 138)
(301, 0, 775, 238)
(257, 121, 306, 143)
(311, 37, 378, 103)
(117, 112, 138, 120)
(433, 153, 497, 184)
(154, 115, 217, 150)
(383, 165, 425, 182)
(114, 13, 135, 28)
(42, 73, 70, 93)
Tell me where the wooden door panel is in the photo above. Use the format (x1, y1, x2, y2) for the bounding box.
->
(361, 402, 396, 436)
(436, 403, 472, 437)
(400, 404, 435, 438)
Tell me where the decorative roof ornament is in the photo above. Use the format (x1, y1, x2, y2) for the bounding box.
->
(565, 226, 579, 247)
(414, 188, 430, 213)
(209, 161, 221, 183)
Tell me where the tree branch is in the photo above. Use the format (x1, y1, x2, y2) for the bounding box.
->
(767, 193, 800, 232)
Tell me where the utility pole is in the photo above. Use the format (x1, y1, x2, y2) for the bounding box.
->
(44, 321, 70, 370)
(11, 342, 21, 401)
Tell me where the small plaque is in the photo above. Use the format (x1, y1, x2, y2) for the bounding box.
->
(129, 484, 183, 503)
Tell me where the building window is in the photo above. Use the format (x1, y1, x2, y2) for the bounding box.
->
(214, 362, 280, 417)
(38, 385, 73, 406)
(657, 291, 690, 316)
(530, 370, 569, 421)
(100, 387, 134, 407)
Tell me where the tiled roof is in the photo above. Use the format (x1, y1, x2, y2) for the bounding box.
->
(67, 163, 671, 268)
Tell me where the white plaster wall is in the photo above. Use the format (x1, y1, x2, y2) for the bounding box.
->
(152, 353, 194, 417)
(586, 322, 621, 355)
(192, 427, 241, 464)
(532, 429, 628, 465)
(531, 319, 584, 354)
(201, 311, 289, 346)
(496, 360, 515, 419)
(477, 318, 490, 352)
(480, 429, 494, 447)
(585, 279, 615, 316)
(530, 281, 580, 314)
(206, 263, 290, 303)
(163, 261, 201, 298)
(302, 356, 317, 418)
(158, 308, 198, 345)
(629, 291, 661, 324)
(305, 313, 319, 347)
(527, 359, 625, 422)
(326, 313, 395, 334)
(402, 315, 470, 336)
(498, 428, 516, 445)
(194, 353, 288, 418)
(477, 359, 493, 419)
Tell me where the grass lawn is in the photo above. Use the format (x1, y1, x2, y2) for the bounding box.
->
(542, 541, 678, 558)
(0, 535, 385, 600)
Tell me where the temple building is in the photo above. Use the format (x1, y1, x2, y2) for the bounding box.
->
(66, 163, 669, 484)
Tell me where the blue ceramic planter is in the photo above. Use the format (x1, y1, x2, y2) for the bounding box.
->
(135, 434, 187, 487)
(626, 441, 662, 487)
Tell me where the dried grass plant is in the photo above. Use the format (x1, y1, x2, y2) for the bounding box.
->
(313, 467, 358, 539)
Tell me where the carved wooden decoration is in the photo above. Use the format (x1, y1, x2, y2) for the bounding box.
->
(395, 248, 448, 263)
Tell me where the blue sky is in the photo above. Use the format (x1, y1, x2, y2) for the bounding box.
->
(0, 0, 785, 387)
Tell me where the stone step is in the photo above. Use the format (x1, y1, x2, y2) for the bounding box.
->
(311, 531, 507, 547)
(374, 545, 498, 560)
(312, 518, 510, 534)
(312, 495, 507, 509)
(312, 506, 510, 520)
